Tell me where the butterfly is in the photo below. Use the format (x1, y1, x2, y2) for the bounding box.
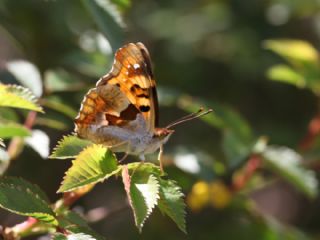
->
(74, 42, 212, 170)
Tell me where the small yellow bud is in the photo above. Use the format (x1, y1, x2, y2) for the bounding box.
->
(209, 181, 232, 209)
(187, 181, 210, 212)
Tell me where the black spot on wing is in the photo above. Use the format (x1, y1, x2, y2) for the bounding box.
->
(139, 105, 150, 112)
(130, 84, 148, 92)
(137, 93, 149, 99)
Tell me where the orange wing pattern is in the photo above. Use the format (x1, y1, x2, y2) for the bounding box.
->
(75, 42, 159, 142)
(97, 42, 158, 132)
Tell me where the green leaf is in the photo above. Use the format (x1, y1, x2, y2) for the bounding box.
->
(58, 144, 119, 192)
(50, 135, 92, 159)
(81, 0, 124, 51)
(267, 64, 306, 88)
(0, 107, 20, 122)
(158, 179, 186, 233)
(6, 60, 43, 97)
(111, 0, 131, 10)
(0, 122, 30, 139)
(264, 39, 318, 63)
(52, 233, 67, 240)
(122, 165, 160, 231)
(262, 146, 318, 198)
(0, 177, 57, 225)
(0, 84, 43, 112)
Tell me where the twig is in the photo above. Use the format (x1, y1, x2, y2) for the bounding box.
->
(232, 154, 261, 192)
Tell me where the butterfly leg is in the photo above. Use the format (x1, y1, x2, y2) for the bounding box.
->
(158, 145, 164, 173)
(119, 152, 129, 163)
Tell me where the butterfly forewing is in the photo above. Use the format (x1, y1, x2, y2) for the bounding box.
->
(75, 42, 159, 145)
(98, 43, 158, 132)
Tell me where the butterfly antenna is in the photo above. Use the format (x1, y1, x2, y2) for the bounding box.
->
(166, 107, 213, 129)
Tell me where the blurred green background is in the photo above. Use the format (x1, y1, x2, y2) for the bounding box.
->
(2, 0, 320, 239)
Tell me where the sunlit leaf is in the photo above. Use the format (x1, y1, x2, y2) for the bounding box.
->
(158, 179, 186, 233)
(122, 164, 160, 231)
(50, 135, 92, 160)
(0, 84, 42, 112)
(6, 60, 43, 97)
(111, 0, 131, 10)
(262, 146, 318, 198)
(267, 64, 306, 88)
(58, 144, 119, 192)
(264, 39, 318, 63)
(0, 84, 43, 112)
(0, 177, 57, 225)
(0, 122, 30, 139)
(25, 129, 50, 158)
(81, 0, 124, 51)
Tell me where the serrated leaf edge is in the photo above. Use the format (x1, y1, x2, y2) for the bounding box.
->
(0, 84, 43, 112)
(57, 145, 119, 192)
(49, 134, 92, 159)
(138, 174, 160, 231)
(0, 182, 57, 225)
(158, 180, 186, 233)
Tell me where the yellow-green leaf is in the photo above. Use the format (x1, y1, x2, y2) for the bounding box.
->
(267, 64, 306, 88)
(0, 122, 31, 139)
(50, 135, 92, 160)
(122, 164, 160, 231)
(58, 144, 119, 192)
(0, 84, 43, 112)
(264, 39, 318, 63)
